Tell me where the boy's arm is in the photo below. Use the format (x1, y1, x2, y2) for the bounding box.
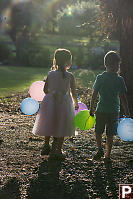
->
(90, 90, 98, 116)
(43, 77, 48, 94)
(70, 74, 79, 110)
(120, 93, 130, 117)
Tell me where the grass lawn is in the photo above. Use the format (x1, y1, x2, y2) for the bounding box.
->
(0, 66, 49, 97)
(0, 65, 103, 97)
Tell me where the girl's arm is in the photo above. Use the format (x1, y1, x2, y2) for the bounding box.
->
(120, 93, 130, 117)
(43, 77, 49, 94)
(70, 74, 79, 110)
(90, 90, 98, 115)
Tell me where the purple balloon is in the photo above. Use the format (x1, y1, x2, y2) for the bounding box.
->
(75, 102, 88, 115)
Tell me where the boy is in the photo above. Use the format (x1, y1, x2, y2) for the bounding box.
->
(90, 51, 130, 162)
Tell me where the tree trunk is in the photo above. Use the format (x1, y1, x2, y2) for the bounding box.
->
(120, 18, 133, 116)
(99, 0, 133, 115)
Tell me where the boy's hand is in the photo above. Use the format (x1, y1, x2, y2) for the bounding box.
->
(125, 114, 131, 118)
(90, 90, 98, 117)
(123, 110, 130, 118)
(120, 93, 130, 118)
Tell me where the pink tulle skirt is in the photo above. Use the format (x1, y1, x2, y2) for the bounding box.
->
(32, 93, 75, 137)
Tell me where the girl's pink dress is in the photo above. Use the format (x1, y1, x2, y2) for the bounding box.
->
(32, 70, 75, 137)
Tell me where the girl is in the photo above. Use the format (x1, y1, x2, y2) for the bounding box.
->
(32, 48, 79, 158)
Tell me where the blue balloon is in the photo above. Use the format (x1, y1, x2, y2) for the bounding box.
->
(117, 118, 133, 141)
(20, 97, 39, 115)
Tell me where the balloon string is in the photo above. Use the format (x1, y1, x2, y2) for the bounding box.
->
(78, 94, 80, 101)
(83, 116, 90, 130)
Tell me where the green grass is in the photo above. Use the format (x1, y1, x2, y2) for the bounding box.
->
(0, 66, 49, 97)
(0, 65, 103, 97)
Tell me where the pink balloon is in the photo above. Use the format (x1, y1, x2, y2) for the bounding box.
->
(75, 102, 88, 115)
(29, 81, 45, 101)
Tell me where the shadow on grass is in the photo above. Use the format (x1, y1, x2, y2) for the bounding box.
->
(91, 162, 118, 199)
(26, 158, 88, 199)
(0, 177, 21, 199)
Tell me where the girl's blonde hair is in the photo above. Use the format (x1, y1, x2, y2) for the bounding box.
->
(52, 48, 72, 78)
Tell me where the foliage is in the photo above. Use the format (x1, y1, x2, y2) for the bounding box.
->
(87, 51, 105, 70)
(72, 69, 98, 88)
(6, 0, 101, 40)
(5, 0, 81, 42)
(19, 40, 51, 67)
(99, 0, 133, 40)
(57, 0, 101, 36)
(0, 0, 10, 11)
(7, 2, 34, 42)
(3, 0, 92, 64)
(0, 43, 15, 62)
(1, 0, 104, 68)
(87, 39, 120, 70)
(75, 47, 85, 66)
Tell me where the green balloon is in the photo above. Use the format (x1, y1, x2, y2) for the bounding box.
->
(75, 110, 95, 130)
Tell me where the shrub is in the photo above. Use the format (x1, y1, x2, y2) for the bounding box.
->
(0, 43, 12, 62)
(19, 41, 51, 67)
(87, 51, 105, 70)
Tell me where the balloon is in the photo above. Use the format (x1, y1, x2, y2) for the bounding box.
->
(20, 97, 39, 115)
(117, 118, 133, 141)
(75, 102, 88, 115)
(29, 81, 45, 101)
(75, 110, 95, 130)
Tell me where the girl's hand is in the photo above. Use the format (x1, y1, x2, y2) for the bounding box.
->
(75, 105, 79, 110)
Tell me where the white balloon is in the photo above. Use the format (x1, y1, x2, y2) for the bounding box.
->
(117, 118, 133, 141)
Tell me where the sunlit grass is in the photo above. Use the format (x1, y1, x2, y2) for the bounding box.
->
(0, 66, 103, 97)
(73, 37, 90, 44)
(0, 66, 49, 97)
(37, 34, 89, 45)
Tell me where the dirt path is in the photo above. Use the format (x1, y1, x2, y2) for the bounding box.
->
(0, 91, 133, 199)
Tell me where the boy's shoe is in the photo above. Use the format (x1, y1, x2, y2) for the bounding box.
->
(93, 149, 104, 160)
(41, 144, 51, 155)
(103, 157, 112, 164)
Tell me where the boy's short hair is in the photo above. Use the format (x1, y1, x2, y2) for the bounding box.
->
(104, 51, 120, 68)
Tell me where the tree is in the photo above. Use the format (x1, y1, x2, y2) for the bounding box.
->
(57, 1, 101, 37)
(6, 1, 34, 60)
(100, 0, 133, 115)
(0, 0, 10, 12)
(30, 0, 79, 34)
(5, 0, 79, 58)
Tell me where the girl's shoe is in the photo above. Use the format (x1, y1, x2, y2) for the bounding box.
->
(0, 139, 3, 145)
(49, 151, 66, 160)
(51, 137, 58, 154)
(41, 144, 51, 155)
(93, 149, 104, 160)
